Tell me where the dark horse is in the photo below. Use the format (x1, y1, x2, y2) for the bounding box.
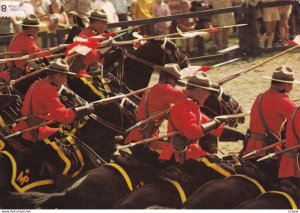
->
(0, 39, 245, 209)
(235, 178, 300, 209)
(182, 158, 280, 209)
(114, 155, 236, 209)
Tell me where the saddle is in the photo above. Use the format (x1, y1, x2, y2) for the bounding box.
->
(157, 164, 200, 183)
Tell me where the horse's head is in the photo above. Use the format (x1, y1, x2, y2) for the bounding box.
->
(201, 86, 245, 127)
(120, 39, 190, 91)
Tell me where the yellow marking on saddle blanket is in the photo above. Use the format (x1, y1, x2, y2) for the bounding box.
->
(105, 162, 133, 191)
(43, 136, 84, 177)
(195, 157, 232, 177)
(164, 178, 187, 204)
(1, 150, 54, 193)
(259, 191, 298, 210)
(227, 174, 266, 194)
(0, 140, 5, 151)
(80, 77, 105, 99)
(0, 116, 6, 127)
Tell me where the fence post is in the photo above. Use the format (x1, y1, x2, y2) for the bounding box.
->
(38, 31, 49, 48)
(57, 29, 70, 45)
(237, 4, 259, 57)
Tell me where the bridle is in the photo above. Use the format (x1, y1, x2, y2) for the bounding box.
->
(160, 37, 190, 67)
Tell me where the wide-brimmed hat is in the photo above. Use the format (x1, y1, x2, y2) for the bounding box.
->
(154, 63, 182, 79)
(47, 58, 76, 75)
(21, 14, 41, 27)
(264, 66, 300, 84)
(88, 9, 107, 22)
(185, 71, 217, 91)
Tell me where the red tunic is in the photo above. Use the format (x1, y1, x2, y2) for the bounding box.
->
(243, 89, 296, 157)
(125, 83, 185, 144)
(13, 78, 76, 141)
(77, 28, 102, 66)
(6, 32, 49, 71)
(157, 97, 224, 161)
(278, 107, 300, 178)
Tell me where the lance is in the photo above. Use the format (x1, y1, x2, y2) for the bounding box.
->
(90, 86, 152, 107)
(257, 143, 300, 162)
(27, 52, 66, 63)
(242, 140, 286, 159)
(5, 120, 56, 139)
(0, 44, 70, 64)
(0, 66, 48, 90)
(117, 131, 180, 150)
(125, 107, 172, 133)
(112, 24, 248, 45)
(0, 51, 24, 57)
(214, 111, 250, 121)
(292, 97, 300, 102)
(217, 44, 300, 85)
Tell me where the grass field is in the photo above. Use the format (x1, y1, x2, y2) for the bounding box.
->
(152, 48, 300, 156)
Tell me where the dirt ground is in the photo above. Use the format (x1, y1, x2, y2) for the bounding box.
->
(151, 49, 300, 156)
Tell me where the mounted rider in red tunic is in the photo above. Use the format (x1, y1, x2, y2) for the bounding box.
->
(278, 105, 300, 182)
(68, 9, 108, 77)
(1, 14, 51, 81)
(125, 63, 186, 144)
(243, 66, 298, 159)
(13, 58, 95, 184)
(155, 72, 245, 163)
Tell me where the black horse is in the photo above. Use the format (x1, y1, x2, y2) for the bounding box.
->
(183, 158, 280, 209)
(236, 178, 300, 209)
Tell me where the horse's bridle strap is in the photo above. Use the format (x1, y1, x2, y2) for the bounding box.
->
(164, 178, 187, 204)
(227, 174, 266, 194)
(80, 77, 106, 99)
(105, 162, 133, 191)
(258, 190, 298, 210)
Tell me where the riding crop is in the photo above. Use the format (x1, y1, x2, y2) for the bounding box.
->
(256, 143, 300, 162)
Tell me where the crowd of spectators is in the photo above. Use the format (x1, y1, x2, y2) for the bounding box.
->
(0, 0, 299, 57)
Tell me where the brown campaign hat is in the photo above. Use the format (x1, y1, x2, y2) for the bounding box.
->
(47, 58, 76, 75)
(154, 63, 182, 79)
(21, 14, 41, 27)
(264, 66, 300, 84)
(88, 9, 108, 22)
(185, 71, 218, 91)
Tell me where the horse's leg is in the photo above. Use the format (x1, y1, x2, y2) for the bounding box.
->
(235, 195, 293, 209)
(115, 180, 183, 209)
(183, 177, 262, 209)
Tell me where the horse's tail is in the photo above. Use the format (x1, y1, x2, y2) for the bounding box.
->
(7, 191, 66, 209)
